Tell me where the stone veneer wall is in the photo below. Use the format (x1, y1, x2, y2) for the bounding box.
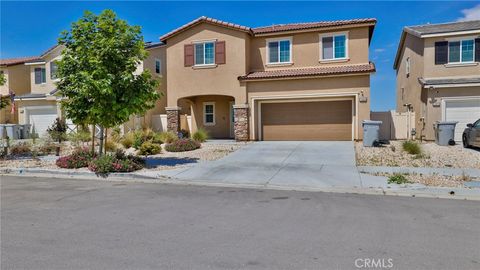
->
(233, 106, 249, 141)
(166, 108, 180, 132)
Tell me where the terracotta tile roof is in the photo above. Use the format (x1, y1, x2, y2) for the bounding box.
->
(0, 56, 41, 66)
(251, 18, 377, 35)
(405, 20, 480, 37)
(238, 63, 375, 81)
(160, 16, 251, 41)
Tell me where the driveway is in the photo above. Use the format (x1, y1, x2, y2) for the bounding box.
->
(160, 141, 374, 188)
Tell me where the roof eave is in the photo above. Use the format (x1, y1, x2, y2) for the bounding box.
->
(253, 22, 376, 37)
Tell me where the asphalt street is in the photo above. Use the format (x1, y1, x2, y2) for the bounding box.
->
(1, 175, 479, 270)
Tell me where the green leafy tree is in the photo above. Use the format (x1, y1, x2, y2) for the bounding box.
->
(0, 72, 9, 109)
(57, 10, 160, 154)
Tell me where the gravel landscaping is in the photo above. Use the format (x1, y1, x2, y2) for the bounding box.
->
(373, 172, 476, 188)
(0, 141, 249, 172)
(356, 141, 480, 169)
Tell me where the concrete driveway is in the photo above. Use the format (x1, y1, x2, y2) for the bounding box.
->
(161, 141, 368, 188)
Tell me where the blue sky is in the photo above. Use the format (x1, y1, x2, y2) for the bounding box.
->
(1, 1, 480, 111)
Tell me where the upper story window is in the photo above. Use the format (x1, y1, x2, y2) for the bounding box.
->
(448, 39, 474, 63)
(320, 32, 348, 61)
(267, 38, 292, 64)
(194, 42, 215, 66)
(34, 67, 46, 84)
(50, 61, 58, 80)
(155, 59, 161, 74)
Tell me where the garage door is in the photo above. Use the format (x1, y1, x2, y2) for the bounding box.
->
(445, 98, 480, 142)
(261, 100, 352, 141)
(28, 107, 58, 137)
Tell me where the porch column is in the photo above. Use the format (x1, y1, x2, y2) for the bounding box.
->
(166, 106, 181, 133)
(233, 104, 249, 141)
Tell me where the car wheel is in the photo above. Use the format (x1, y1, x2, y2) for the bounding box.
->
(463, 134, 470, 148)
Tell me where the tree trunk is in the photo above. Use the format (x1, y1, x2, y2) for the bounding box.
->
(91, 124, 95, 154)
(98, 126, 104, 156)
(104, 128, 108, 155)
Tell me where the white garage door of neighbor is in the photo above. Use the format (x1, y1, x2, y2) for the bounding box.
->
(28, 107, 58, 137)
(445, 98, 480, 142)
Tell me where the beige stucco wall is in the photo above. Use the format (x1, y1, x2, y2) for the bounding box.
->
(1, 64, 31, 96)
(246, 75, 371, 140)
(165, 23, 249, 107)
(141, 46, 168, 127)
(424, 86, 480, 140)
(395, 33, 426, 138)
(29, 46, 63, 94)
(0, 68, 9, 95)
(423, 35, 480, 78)
(249, 26, 371, 71)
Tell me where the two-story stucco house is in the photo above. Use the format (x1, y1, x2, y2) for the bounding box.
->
(157, 16, 376, 141)
(394, 20, 480, 142)
(0, 57, 37, 124)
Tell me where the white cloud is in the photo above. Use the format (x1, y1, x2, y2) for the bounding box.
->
(374, 48, 385, 53)
(457, 4, 480, 21)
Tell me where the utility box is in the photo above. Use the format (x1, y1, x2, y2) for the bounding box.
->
(363, 120, 382, 147)
(434, 121, 458, 146)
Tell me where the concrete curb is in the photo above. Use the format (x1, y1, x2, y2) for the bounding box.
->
(358, 166, 480, 178)
(2, 170, 479, 201)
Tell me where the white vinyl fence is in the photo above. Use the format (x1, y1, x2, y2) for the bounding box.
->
(370, 111, 415, 140)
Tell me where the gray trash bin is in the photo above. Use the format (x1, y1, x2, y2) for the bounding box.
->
(20, 124, 31, 139)
(4, 124, 21, 140)
(434, 121, 458, 146)
(363, 120, 382, 147)
(0, 124, 5, 139)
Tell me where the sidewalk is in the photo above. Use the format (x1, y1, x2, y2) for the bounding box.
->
(2, 167, 479, 201)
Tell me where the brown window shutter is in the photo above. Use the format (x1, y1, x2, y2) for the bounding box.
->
(475, 38, 480, 62)
(434, 41, 448, 65)
(184, 44, 194, 67)
(215, 41, 226, 65)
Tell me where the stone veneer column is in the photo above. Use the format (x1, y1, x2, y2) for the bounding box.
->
(233, 104, 249, 141)
(166, 107, 181, 133)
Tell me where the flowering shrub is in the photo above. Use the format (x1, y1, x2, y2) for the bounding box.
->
(88, 150, 144, 174)
(165, 138, 201, 152)
(56, 148, 95, 169)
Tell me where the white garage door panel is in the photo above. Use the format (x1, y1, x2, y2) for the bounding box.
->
(445, 99, 480, 142)
(28, 107, 58, 137)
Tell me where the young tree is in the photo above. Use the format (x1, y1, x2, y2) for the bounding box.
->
(0, 72, 9, 109)
(57, 10, 160, 154)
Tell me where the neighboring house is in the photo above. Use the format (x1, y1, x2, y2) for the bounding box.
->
(0, 57, 37, 124)
(158, 16, 376, 141)
(15, 45, 64, 137)
(394, 20, 480, 142)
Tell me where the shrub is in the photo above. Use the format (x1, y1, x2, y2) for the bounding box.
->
(10, 142, 31, 156)
(192, 128, 209, 142)
(138, 141, 161, 156)
(158, 131, 178, 144)
(56, 148, 95, 169)
(39, 142, 57, 155)
(88, 152, 143, 174)
(402, 140, 422, 155)
(388, 173, 410, 185)
(105, 140, 118, 152)
(165, 138, 201, 152)
(47, 118, 67, 143)
(152, 132, 164, 144)
(68, 129, 91, 146)
(121, 132, 135, 148)
(132, 129, 157, 149)
(110, 127, 122, 143)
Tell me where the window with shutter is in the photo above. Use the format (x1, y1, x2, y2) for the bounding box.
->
(215, 41, 225, 65)
(434, 41, 448, 65)
(184, 44, 194, 67)
(475, 39, 480, 62)
(34, 67, 46, 84)
(50, 61, 58, 79)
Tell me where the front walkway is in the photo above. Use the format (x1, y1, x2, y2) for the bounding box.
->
(158, 141, 373, 188)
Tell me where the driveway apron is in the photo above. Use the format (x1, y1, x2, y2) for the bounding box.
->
(165, 141, 362, 189)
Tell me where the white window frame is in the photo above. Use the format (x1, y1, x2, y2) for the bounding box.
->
(319, 31, 349, 62)
(34, 67, 47, 85)
(154, 58, 162, 75)
(193, 40, 216, 67)
(203, 102, 215, 126)
(266, 37, 293, 65)
(406, 57, 410, 76)
(447, 38, 475, 64)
